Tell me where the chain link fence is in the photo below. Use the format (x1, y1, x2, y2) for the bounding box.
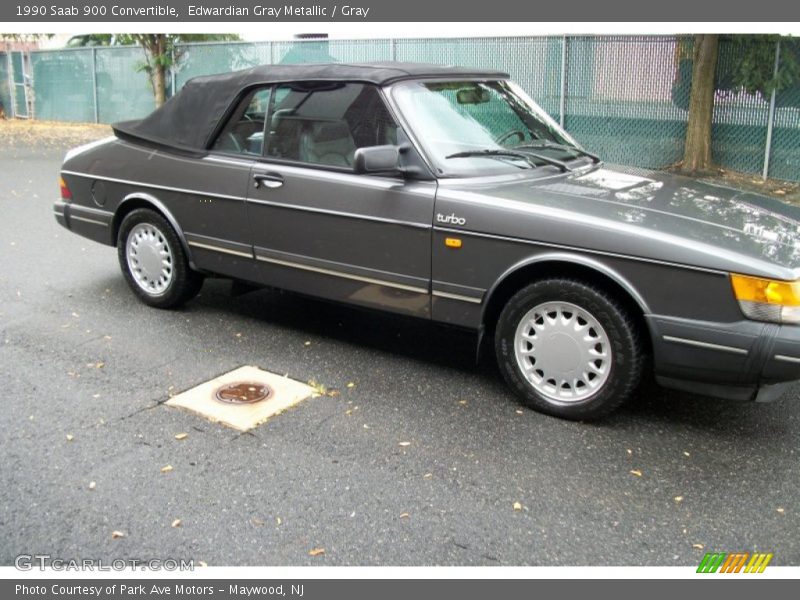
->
(3, 36, 799, 181)
(0, 53, 11, 118)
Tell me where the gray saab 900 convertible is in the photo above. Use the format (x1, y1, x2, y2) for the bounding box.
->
(55, 62, 800, 419)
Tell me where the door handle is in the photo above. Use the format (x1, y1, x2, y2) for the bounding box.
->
(253, 172, 284, 189)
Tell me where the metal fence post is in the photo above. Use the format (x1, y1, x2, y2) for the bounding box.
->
(170, 45, 177, 96)
(391, 38, 397, 61)
(91, 47, 99, 123)
(4, 52, 13, 118)
(762, 39, 781, 180)
(559, 35, 567, 128)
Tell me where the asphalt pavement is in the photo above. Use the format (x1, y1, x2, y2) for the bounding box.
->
(0, 137, 798, 567)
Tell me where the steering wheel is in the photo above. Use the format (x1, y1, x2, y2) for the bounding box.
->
(496, 130, 526, 146)
(224, 132, 243, 153)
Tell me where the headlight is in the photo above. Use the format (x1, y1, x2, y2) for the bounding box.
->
(731, 273, 800, 324)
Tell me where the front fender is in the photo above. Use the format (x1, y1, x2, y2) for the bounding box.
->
(481, 251, 652, 325)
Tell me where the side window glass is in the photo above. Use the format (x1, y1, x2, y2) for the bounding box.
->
(212, 87, 271, 155)
(265, 82, 397, 168)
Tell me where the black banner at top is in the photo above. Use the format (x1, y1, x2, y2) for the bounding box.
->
(2, 0, 800, 22)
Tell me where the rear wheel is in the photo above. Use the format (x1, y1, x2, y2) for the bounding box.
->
(117, 209, 203, 309)
(495, 278, 644, 420)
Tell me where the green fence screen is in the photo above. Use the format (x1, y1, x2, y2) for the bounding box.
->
(95, 47, 155, 123)
(15, 35, 800, 182)
(0, 53, 11, 118)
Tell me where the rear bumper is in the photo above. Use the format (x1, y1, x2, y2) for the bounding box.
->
(647, 314, 800, 402)
(54, 200, 114, 246)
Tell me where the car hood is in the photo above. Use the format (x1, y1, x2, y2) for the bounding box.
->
(440, 164, 800, 277)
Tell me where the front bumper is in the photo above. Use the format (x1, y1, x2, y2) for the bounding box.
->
(647, 314, 800, 402)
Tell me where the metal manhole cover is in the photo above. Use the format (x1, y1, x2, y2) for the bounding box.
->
(214, 382, 273, 404)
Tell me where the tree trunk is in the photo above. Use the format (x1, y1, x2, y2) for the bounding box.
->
(153, 62, 167, 107)
(138, 34, 168, 107)
(682, 34, 719, 174)
(152, 34, 167, 107)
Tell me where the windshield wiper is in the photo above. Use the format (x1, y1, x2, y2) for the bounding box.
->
(516, 141, 601, 163)
(444, 148, 571, 172)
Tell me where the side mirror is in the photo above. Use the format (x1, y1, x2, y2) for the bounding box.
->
(353, 145, 401, 175)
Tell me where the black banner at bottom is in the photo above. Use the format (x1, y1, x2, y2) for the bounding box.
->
(2, 579, 796, 600)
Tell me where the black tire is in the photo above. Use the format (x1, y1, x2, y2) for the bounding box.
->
(495, 278, 644, 420)
(117, 208, 203, 309)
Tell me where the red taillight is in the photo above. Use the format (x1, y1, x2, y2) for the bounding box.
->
(59, 176, 72, 201)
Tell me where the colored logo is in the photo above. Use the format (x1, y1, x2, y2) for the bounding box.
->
(697, 552, 773, 573)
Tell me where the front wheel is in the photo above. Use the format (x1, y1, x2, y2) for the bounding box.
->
(495, 279, 644, 420)
(117, 209, 203, 309)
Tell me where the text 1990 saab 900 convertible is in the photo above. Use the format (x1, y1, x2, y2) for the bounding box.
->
(55, 62, 800, 419)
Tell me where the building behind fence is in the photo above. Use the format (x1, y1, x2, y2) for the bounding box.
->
(2, 36, 799, 182)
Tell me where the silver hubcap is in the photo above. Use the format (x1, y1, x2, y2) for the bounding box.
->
(126, 223, 173, 296)
(514, 301, 612, 402)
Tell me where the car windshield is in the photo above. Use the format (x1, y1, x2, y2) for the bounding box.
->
(391, 80, 591, 177)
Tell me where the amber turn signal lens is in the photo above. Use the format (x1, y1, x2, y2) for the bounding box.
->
(59, 176, 72, 200)
(731, 274, 800, 306)
(445, 237, 462, 248)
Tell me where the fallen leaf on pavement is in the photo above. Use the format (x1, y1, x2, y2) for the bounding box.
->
(692, 543, 704, 550)
(513, 501, 522, 511)
(399, 512, 410, 519)
(308, 380, 327, 395)
(398, 441, 411, 447)
(630, 469, 643, 477)
(171, 519, 182, 528)
(423, 473, 432, 479)
(66, 434, 74, 442)
(674, 496, 684, 503)
(88, 481, 96, 491)
(777, 507, 785, 514)
(346, 382, 355, 388)
(174, 433, 188, 441)
(111, 531, 126, 539)
(160, 465, 173, 473)
(309, 548, 325, 557)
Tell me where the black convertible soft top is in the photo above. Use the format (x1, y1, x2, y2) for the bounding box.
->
(112, 61, 510, 154)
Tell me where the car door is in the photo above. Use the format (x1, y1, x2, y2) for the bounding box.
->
(180, 87, 273, 278)
(245, 81, 436, 318)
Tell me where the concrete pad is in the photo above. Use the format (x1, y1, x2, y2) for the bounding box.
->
(165, 365, 317, 431)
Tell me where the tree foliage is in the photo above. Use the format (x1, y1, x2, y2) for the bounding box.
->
(725, 35, 800, 98)
(0, 34, 54, 42)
